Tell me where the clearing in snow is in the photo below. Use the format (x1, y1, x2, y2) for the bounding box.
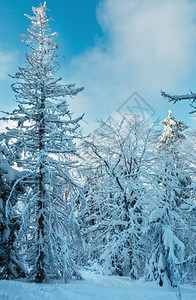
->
(0, 271, 195, 300)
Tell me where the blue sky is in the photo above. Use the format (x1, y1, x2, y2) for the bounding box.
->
(0, 0, 196, 133)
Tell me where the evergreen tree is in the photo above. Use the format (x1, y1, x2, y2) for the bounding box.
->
(146, 207, 184, 287)
(146, 111, 192, 287)
(158, 110, 190, 208)
(1, 2, 84, 282)
(179, 128, 196, 283)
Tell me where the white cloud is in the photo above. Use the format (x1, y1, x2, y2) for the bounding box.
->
(67, 0, 196, 132)
(96, 0, 196, 88)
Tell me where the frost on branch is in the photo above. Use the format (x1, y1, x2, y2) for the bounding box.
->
(161, 90, 196, 114)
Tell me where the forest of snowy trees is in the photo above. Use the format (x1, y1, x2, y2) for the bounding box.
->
(0, 2, 195, 290)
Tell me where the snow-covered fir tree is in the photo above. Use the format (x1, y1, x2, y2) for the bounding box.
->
(158, 110, 188, 152)
(81, 115, 159, 278)
(180, 127, 196, 283)
(145, 111, 193, 287)
(157, 110, 191, 209)
(1, 2, 84, 282)
(158, 110, 194, 212)
(145, 206, 185, 287)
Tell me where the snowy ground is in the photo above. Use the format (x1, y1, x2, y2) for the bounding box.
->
(0, 271, 195, 300)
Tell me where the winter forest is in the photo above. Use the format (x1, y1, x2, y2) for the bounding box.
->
(0, 2, 195, 298)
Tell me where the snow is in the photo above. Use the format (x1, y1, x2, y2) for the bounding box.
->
(163, 227, 185, 258)
(0, 271, 195, 300)
(149, 208, 163, 223)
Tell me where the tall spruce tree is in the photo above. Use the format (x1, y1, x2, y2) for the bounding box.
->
(146, 111, 191, 287)
(1, 2, 84, 282)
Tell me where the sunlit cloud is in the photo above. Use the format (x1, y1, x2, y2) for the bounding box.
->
(67, 0, 196, 131)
